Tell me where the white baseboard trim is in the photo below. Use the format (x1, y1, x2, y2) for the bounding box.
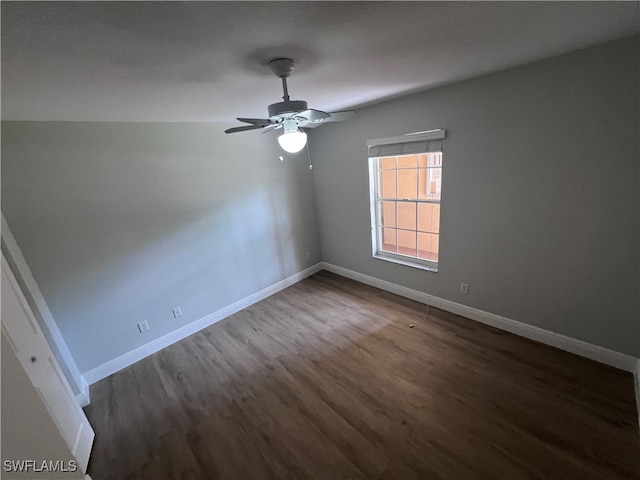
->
(83, 263, 323, 385)
(320, 262, 639, 373)
(75, 378, 90, 408)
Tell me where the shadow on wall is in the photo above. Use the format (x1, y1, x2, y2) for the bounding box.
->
(1, 122, 316, 372)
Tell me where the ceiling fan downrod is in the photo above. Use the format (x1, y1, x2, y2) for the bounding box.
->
(281, 76, 290, 102)
(267, 58, 307, 119)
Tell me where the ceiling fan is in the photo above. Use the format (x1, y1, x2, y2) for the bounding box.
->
(225, 58, 355, 153)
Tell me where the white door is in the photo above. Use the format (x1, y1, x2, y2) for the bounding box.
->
(1, 254, 95, 472)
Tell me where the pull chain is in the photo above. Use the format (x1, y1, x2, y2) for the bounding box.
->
(306, 138, 313, 170)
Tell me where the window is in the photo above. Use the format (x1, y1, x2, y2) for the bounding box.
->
(368, 130, 445, 271)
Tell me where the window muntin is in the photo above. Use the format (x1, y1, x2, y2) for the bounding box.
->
(371, 151, 442, 271)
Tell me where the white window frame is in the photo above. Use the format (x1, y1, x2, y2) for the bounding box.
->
(367, 129, 445, 272)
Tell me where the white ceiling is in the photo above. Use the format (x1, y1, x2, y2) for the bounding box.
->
(2, 1, 638, 122)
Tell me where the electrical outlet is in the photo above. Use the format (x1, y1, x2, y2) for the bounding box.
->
(172, 307, 183, 319)
(460, 283, 469, 295)
(306, 251, 311, 259)
(137, 321, 150, 333)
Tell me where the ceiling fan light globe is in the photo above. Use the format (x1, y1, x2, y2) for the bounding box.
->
(278, 130, 307, 153)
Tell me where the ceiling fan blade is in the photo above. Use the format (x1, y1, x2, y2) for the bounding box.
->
(225, 124, 267, 134)
(326, 110, 356, 122)
(237, 117, 272, 126)
(295, 109, 330, 122)
(305, 110, 356, 128)
(261, 123, 282, 134)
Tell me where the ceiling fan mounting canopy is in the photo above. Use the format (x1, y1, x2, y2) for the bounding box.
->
(224, 56, 355, 147)
(268, 58, 295, 78)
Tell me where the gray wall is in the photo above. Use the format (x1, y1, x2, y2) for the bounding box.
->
(2, 36, 637, 374)
(310, 36, 640, 356)
(1, 122, 320, 373)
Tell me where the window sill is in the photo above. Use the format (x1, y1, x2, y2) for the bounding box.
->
(373, 252, 438, 272)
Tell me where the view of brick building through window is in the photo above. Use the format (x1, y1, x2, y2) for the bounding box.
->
(378, 152, 442, 262)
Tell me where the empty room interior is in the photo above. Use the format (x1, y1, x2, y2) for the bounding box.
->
(2, 1, 640, 479)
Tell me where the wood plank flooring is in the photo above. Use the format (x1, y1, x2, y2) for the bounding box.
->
(84, 271, 640, 479)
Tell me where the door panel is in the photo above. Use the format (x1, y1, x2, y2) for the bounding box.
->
(38, 358, 85, 451)
(1, 263, 39, 351)
(1, 254, 94, 472)
(20, 333, 50, 380)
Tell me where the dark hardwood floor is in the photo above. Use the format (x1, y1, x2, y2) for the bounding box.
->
(84, 270, 640, 479)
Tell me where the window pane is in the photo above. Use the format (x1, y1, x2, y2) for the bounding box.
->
(381, 201, 396, 227)
(380, 169, 397, 198)
(380, 157, 396, 169)
(425, 167, 442, 201)
(397, 229, 417, 257)
(418, 167, 426, 200)
(398, 154, 418, 168)
(397, 169, 418, 199)
(382, 227, 397, 253)
(371, 149, 442, 268)
(418, 232, 439, 262)
(397, 202, 416, 230)
(417, 203, 440, 233)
